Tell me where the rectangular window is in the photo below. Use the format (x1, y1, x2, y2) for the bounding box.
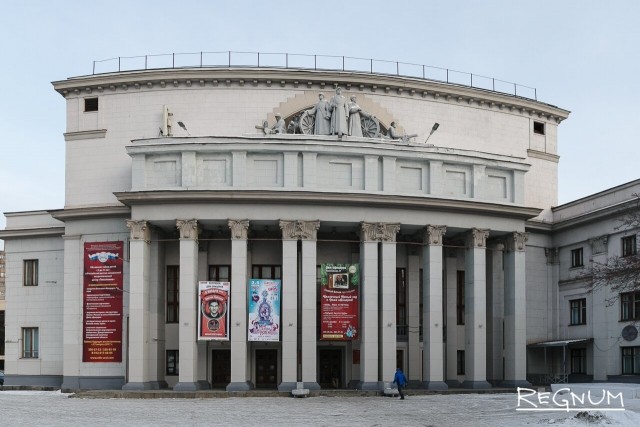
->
(251, 265, 282, 280)
(84, 97, 98, 112)
(457, 350, 465, 375)
(621, 347, 640, 374)
(23, 259, 38, 286)
(621, 291, 640, 321)
(456, 271, 465, 325)
(209, 265, 231, 281)
(166, 350, 179, 375)
(22, 327, 39, 358)
(569, 298, 587, 325)
(571, 248, 583, 268)
(396, 268, 407, 339)
(622, 235, 637, 257)
(571, 348, 587, 374)
(533, 121, 545, 135)
(166, 266, 179, 323)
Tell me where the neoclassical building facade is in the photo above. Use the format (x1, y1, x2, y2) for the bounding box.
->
(1, 60, 576, 391)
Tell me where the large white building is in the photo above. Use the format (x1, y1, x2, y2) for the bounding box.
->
(2, 53, 636, 392)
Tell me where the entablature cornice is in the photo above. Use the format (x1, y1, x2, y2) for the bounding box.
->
(0, 227, 65, 240)
(52, 67, 570, 123)
(114, 189, 542, 221)
(50, 205, 131, 222)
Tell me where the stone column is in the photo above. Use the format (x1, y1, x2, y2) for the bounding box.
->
(123, 220, 151, 390)
(422, 225, 448, 390)
(487, 241, 505, 385)
(406, 252, 421, 384)
(444, 250, 459, 387)
(380, 225, 399, 389)
(61, 235, 82, 392)
(301, 223, 320, 389)
(278, 222, 298, 391)
(359, 222, 400, 390)
(462, 228, 492, 389)
(226, 219, 252, 391)
(501, 232, 531, 387)
(174, 219, 200, 391)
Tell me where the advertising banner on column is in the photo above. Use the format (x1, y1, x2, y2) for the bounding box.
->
(248, 279, 281, 342)
(198, 281, 230, 341)
(320, 263, 359, 340)
(82, 241, 124, 362)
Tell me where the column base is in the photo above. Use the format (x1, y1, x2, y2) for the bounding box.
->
(122, 382, 153, 391)
(461, 380, 492, 389)
(423, 381, 449, 390)
(304, 382, 321, 390)
(278, 382, 297, 392)
(173, 381, 202, 391)
(197, 380, 210, 390)
(499, 380, 532, 388)
(446, 379, 461, 388)
(226, 381, 253, 392)
(355, 381, 381, 391)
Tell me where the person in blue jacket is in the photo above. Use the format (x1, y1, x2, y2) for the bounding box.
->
(393, 367, 407, 400)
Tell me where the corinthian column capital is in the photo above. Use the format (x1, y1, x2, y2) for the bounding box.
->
(228, 219, 250, 240)
(361, 222, 401, 242)
(126, 220, 150, 243)
(505, 231, 529, 252)
(279, 220, 320, 241)
(176, 219, 199, 240)
(423, 225, 447, 246)
(467, 228, 490, 249)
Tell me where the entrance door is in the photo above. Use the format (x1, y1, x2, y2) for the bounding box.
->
(211, 349, 231, 388)
(319, 349, 343, 389)
(255, 349, 278, 389)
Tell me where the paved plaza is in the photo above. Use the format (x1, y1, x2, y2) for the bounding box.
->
(2, 389, 640, 426)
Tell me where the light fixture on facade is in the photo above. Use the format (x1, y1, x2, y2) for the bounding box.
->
(424, 122, 440, 143)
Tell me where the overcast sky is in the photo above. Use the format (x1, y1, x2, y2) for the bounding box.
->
(1, 0, 639, 237)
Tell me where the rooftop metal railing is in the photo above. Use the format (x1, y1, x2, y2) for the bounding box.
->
(91, 51, 537, 101)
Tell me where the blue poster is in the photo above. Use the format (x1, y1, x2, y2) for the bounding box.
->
(248, 279, 281, 342)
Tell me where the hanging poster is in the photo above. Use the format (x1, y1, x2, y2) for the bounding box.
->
(198, 281, 230, 340)
(82, 241, 124, 362)
(320, 263, 360, 340)
(248, 279, 281, 342)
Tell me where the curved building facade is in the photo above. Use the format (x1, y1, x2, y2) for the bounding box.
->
(1, 62, 572, 391)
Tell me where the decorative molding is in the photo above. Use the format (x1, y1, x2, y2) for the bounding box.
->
(228, 219, 249, 240)
(544, 247, 559, 264)
(527, 149, 560, 163)
(423, 225, 447, 246)
(279, 220, 320, 241)
(126, 220, 150, 242)
(360, 222, 401, 242)
(505, 231, 528, 252)
(176, 219, 199, 240)
(467, 228, 490, 248)
(589, 235, 608, 255)
(63, 129, 108, 141)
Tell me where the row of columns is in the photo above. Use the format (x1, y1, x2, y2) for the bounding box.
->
(120, 218, 529, 391)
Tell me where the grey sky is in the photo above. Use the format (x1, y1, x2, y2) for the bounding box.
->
(1, 0, 639, 235)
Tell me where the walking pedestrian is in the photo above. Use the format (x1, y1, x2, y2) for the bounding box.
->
(393, 367, 407, 400)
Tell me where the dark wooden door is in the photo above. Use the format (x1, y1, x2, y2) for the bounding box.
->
(211, 349, 231, 388)
(255, 349, 278, 388)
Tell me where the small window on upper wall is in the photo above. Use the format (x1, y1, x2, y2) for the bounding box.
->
(84, 97, 98, 112)
(533, 121, 545, 135)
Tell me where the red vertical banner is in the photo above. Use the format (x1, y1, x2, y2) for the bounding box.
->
(320, 264, 360, 340)
(198, 281, 230, 340)
(83, 241, 124, 362)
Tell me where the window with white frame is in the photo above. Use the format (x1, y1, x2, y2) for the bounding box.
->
(23, 259, 38, 286)
(569, 298, 587, 325)
(22, 327, 39, 358)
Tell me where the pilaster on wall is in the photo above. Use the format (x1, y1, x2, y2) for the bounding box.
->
(589, 235, 609, 382)
(61, 235, 82, 392)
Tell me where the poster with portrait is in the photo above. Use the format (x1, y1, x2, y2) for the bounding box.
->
(82, 241, 124, 362)
(247, 279, 281, 342)
(198, 281, 230, 340)
(320, 263, 360, 340)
